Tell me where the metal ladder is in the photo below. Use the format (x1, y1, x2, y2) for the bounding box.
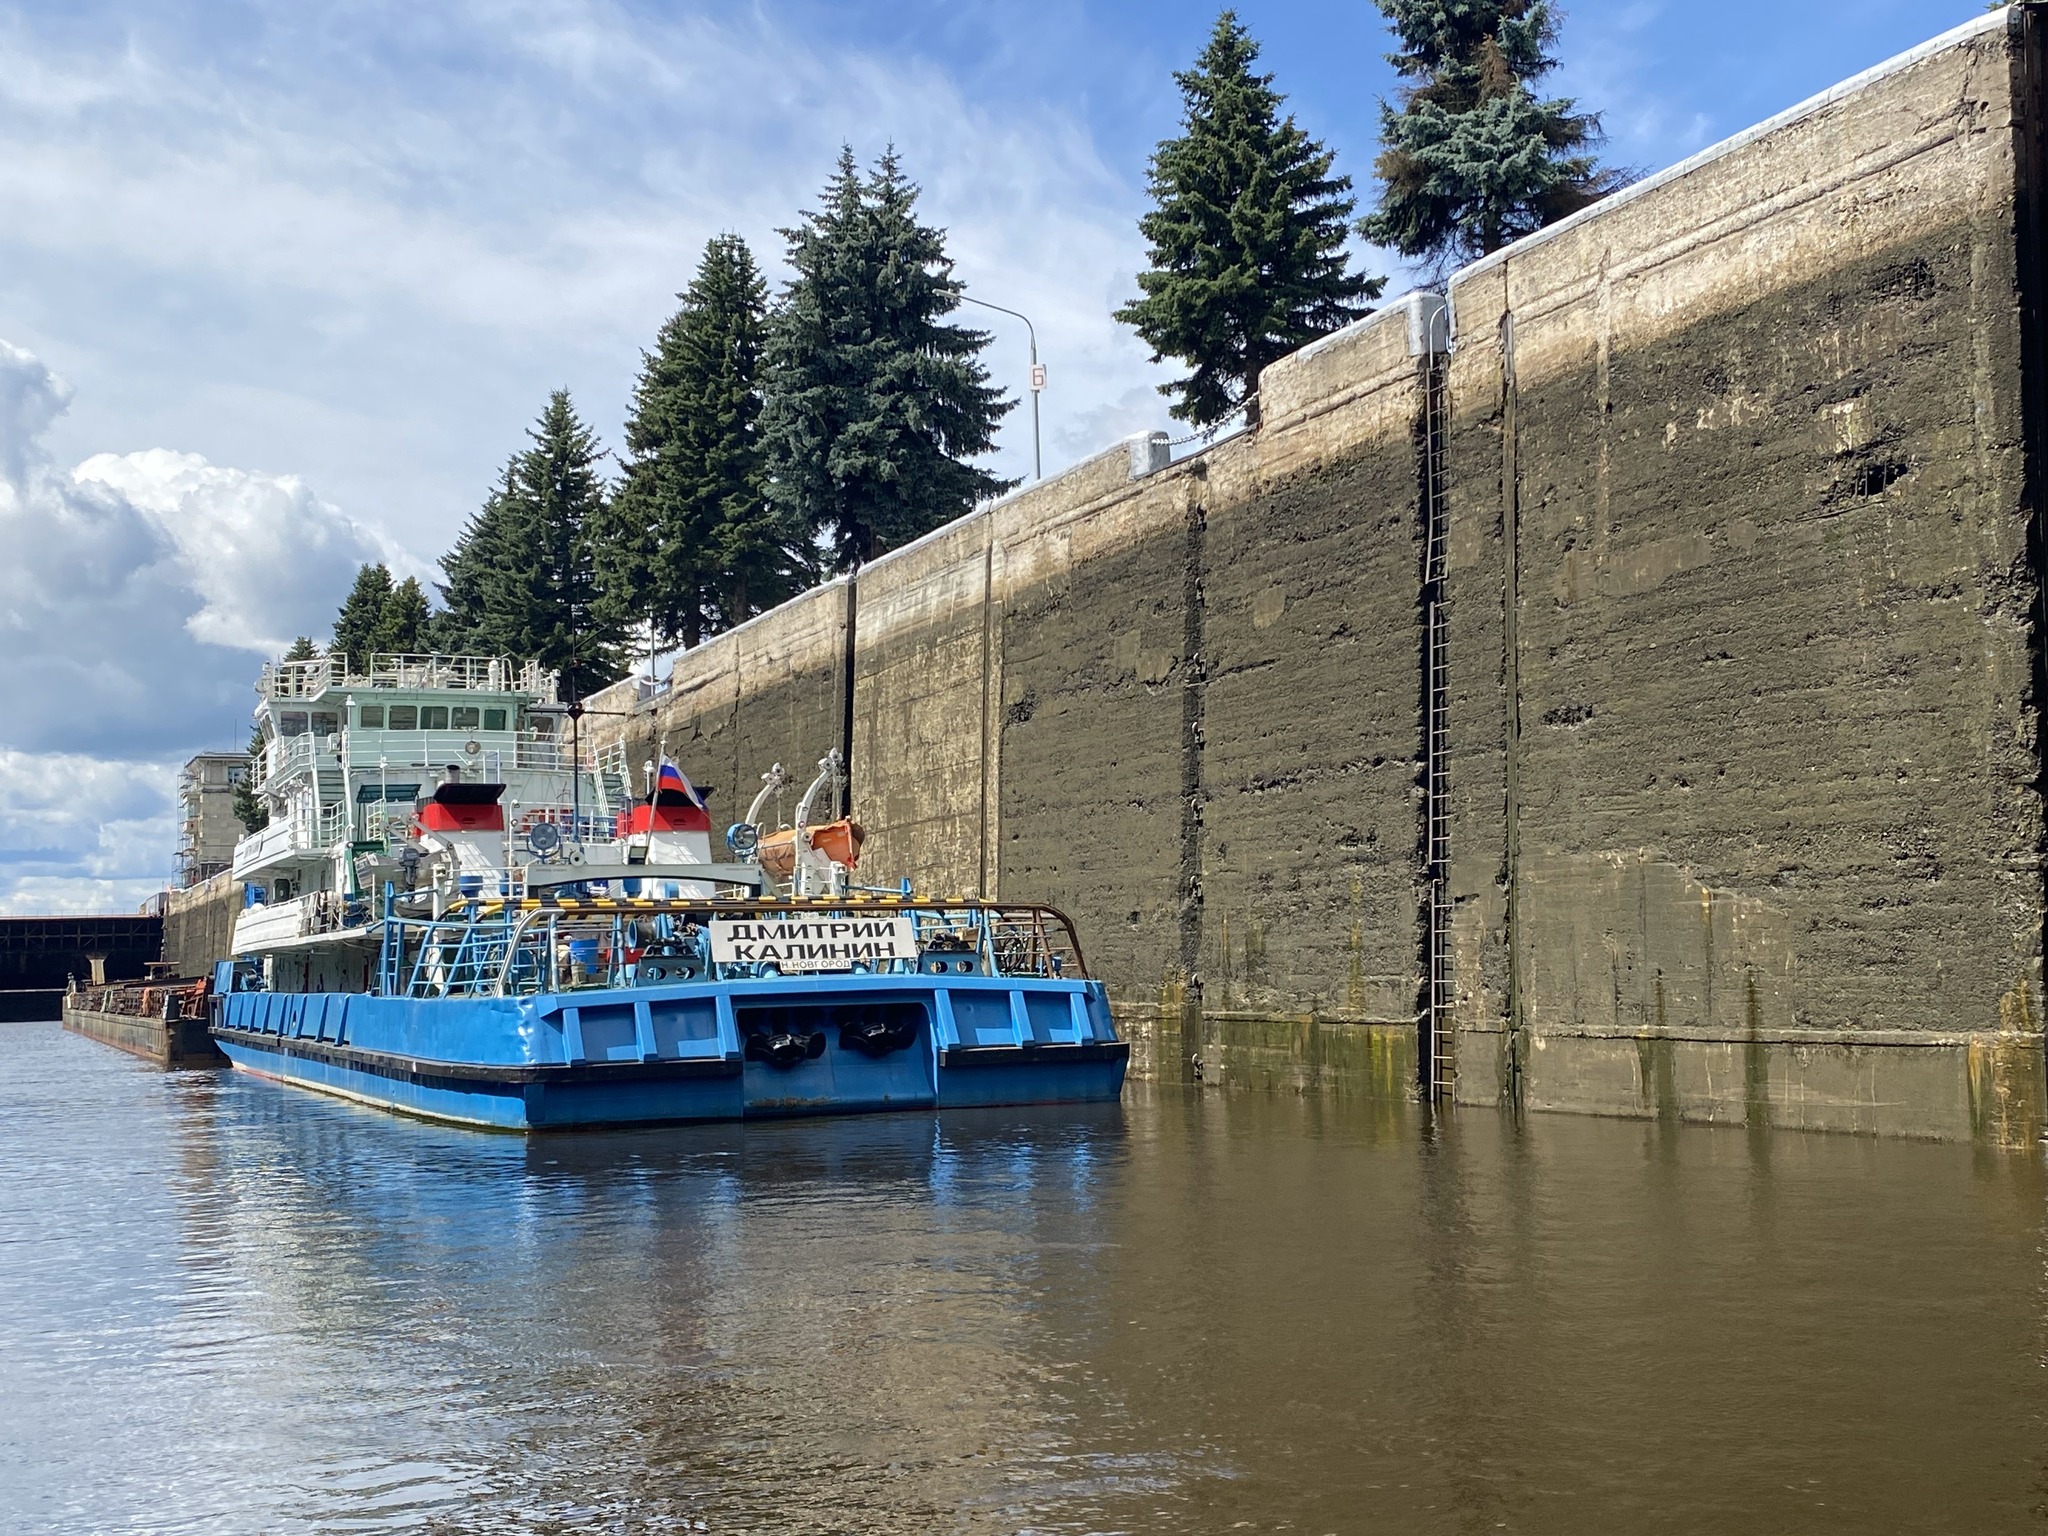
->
(1420, 344, 1455, 1104)
(593, 740, 633, 817)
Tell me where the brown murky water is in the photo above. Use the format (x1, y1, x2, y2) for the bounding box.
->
(3, 1018, 2044, 1532)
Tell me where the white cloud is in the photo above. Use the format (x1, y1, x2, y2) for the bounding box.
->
(75, 448, 409, 655)
(0, 336, 390, 908)
(0, 2, 1175, 562)
(0, 748, 174, 913)
(0, 339, 388, 757)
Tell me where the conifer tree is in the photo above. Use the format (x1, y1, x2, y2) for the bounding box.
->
(599, 233, 806, 648)
(331, 564, 393, 673)
(434, 466, 519, 653)
(371, 576, 431, 656)
(486, 390, 630, 702)
(233, 722, 268, 834)
(761, 147, 1014, 571)
(1116, 12, 1381, 431)
(1361, 0, 1625, 269)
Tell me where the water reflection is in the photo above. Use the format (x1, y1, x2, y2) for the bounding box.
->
(1, 1019, 2043, 1534)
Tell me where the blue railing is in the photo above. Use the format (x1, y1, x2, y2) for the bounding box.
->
(369, 893, 1085, 1000)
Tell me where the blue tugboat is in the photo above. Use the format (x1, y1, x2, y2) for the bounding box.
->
(208, 649, 1126, 1130)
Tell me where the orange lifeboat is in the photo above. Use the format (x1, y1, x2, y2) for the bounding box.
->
(758, 819, 865, 879)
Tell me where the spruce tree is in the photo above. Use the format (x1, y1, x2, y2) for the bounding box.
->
(761, 147, 1014, 571)
(1116, 12, 1381, 431)
(371, 576, 431, 655)
(435, 466, 520, 654)
(696, 238, 810, 626)
(233, 722, 268, 834)
(599, 233, 807, 649)
(496, 390, 630, 702)
(332, 564, 393, 672)
(1361, 0, 1625, 269)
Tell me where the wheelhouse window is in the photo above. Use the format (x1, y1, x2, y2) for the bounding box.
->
(357, 704, 385, 728)
(421, 705, 450, 730)
(310, 712, 338, 737)
(386, 705, 418, 731)
(482, 708, 507, 731)
(279, 712, 309, 736)
(451, 705, 480, 730)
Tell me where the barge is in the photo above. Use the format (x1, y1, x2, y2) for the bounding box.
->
(63, 978, 226, 1068)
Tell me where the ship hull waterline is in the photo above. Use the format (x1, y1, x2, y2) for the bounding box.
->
(211, 974, 1129, 1132)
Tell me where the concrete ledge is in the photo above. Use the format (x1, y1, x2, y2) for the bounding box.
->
(1452, 1025, 2045, 1146)
(1115, 1003, 1417, 1102)
(1257, 289, 1444, 429)
(1110, 1001, 2044, 1147)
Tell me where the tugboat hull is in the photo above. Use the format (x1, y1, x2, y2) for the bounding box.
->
(212, 975, 1127, 1131)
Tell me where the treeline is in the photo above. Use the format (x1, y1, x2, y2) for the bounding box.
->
(312, 2, 1615, 702)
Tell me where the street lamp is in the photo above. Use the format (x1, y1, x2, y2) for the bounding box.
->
(957, 294, 1043, 481)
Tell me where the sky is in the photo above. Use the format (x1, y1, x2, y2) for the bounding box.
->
(0, 0, 1994, 912)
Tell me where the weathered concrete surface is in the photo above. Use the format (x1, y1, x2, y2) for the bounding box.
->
(1199, 310, 1432, 1028)
(1512, 1027, 2043, 1143)
(1119, 1003, 1417, 1102)
(1444, 10, 2047, 1142)
(162, 872, 240, 981)
(993, 454, 1199, 1012)
(587, 581, 853, 832)
(850, 516, 996, 899)
(583, 11, 2048, 1142)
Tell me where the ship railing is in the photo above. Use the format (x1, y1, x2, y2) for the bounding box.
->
(980, 907, 1084, 981)
(371, 897, 1091, 1001)
(593, 740, 633, 813)
(359, 654, 545, 693)
(232, 813, 314, 880)
(263, 729, 575, 788)
(258, 653, 348, 700)
(257, 652, 561, 699)
(512, 807, 619, 848)
(259, 733, 323, 787)
(317, 802, 349, 849)
(355, 803, 419, 850)
(345, 731, 570, 773)
(399, 915, 515, 999)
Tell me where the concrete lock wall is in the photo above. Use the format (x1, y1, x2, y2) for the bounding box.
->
(591, 9, 2048, 1142)
(162, 871, 242, 981)
(1444, 9, 2048, 1143)
(587, 580, 853, 822)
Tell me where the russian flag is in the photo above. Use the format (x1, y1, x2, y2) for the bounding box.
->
(655, 759, 705, 809)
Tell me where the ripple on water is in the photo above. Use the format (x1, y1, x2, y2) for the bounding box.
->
(0, 1018, 2043, 1534)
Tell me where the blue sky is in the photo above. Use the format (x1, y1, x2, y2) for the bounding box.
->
(0, 0, 1993, 908)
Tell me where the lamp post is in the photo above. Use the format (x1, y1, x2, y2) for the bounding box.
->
(958, 294, 1043, 481)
